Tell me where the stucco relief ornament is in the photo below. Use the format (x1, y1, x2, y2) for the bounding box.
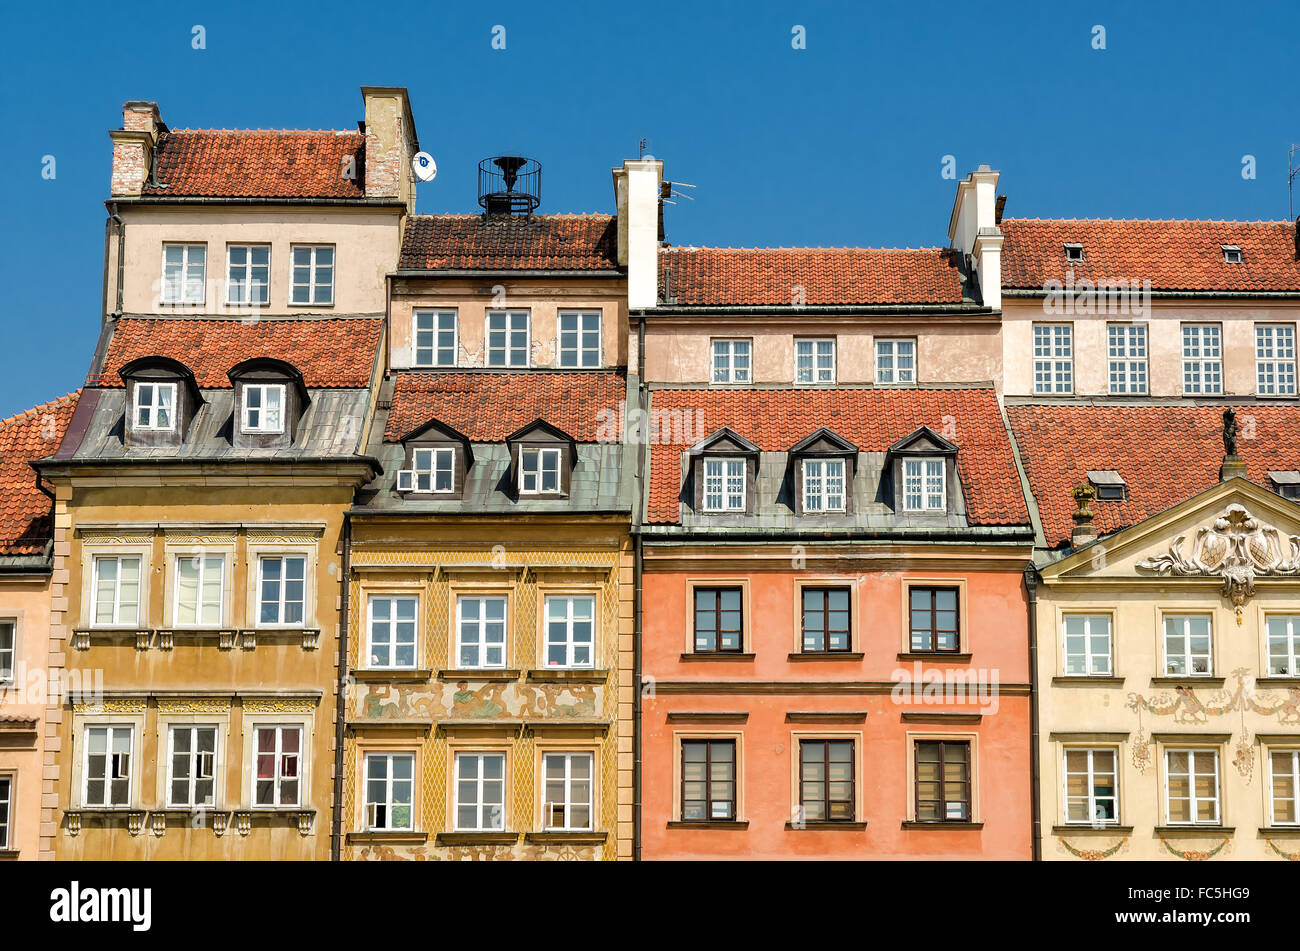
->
(1135, 504, 1300, 624)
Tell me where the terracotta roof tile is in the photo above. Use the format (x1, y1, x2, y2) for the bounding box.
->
(399, 215, 619, 271)
(385, 371, 625, 443)
(647, 387, 1027, 525)
(1002, 218, 1300, 293)
(93, 318, 382, 389)
(0, 392, 80, 556)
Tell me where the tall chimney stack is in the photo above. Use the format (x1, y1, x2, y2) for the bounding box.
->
(110, 101, 162, 197)
(947, 164, 1003, 310)
(613, 158, 663, 311)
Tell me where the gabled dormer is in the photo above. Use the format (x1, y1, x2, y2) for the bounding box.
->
(688, 427, 761, 515)
(395, 418, 473, 497)
(226, 358, 310, 449)
(788, 427, 858, 516)
(506, 420, 578, 499)
(885, 426, 960, 515)
(118, 355, 202, 448)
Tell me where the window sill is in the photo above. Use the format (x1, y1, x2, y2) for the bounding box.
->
(897, 652, 972, 663)
(1051, 824, 1133, 836)
(787, 652, 864, 661)
(437, 669, 522, 682)
(785, 821, 868, 830)
(353, 668, 433, 683)
(1258, 826, 1300, 838)
(526, 668, 608, 683)
(524, 831, 608, 845)
(679, 653, 756, 662)
(346, 831, 429, 845)
(1150, 677, 1225, 687)
(666, 820, 749, 829)
(436, 831, 520, 846)
(1051, 676, 1126, 687)
(1154, 825, 1234, 838)
(1257, 677, 1300, 687)
(901, 820, 984, 830)
(0, 849, 19, 860)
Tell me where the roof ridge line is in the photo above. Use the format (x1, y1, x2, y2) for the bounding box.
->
(0, 390, 81, 429)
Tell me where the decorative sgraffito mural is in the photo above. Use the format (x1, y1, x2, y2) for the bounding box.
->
(356, 681, 602, 720)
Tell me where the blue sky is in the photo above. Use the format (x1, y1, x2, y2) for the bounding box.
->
(2, 0, 1298, 417)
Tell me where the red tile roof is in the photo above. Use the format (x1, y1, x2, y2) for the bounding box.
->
(659, 247, 968, 306)
(1007, 403, 1300, 548)
(1001, 218, 1300, 293)
(0, 392, 79, 556)
(646, 387, 1027, 525)
(385, 372, 626, 443)
(93, 318, 382, 389)
(400, 214, 619, 271)
(140, 130, 367, 199)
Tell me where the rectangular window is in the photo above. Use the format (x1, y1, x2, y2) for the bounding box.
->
(174, 554, 224, 626)
(1063, 748, 1118, 825)
(1107, 323, 1148, 394)
(544, 596, 594, 668)
(795, 338, 836, 385)
(875, 338, 916, 385)
(903, 459, 945, 512)
(1182, 324, 1223, 394)
(1165, 749, 1219, 824)
(519, 447, 561, 494)
(1267, 615, 1300, 676)
(290, 245, 334, 305)
(703, 458, 746, 512)
(413, 447, 455, 493)
(915, 740, 970, 821)
(800, 739, 854, 822)
(559, 311, 602, 367)
(242, 383, 285, 434)
(455, 752, 505, 831)
(167, 725, 216, 808)
(802, 459, 845, 512)
(1271, 749, 1300, 825)
(1033, 324, 1073, 394)
(0, 621, 11, 683)
(414, 311, 458, 367)
(1163, 614, 1213, 676)
(258, 555, 305, 626)
(693, 587, 743, 653)
(457, 596, 507, 668)
(711, 339, 752, 384)
(681, 739, 736, 821)
(910, 587, 959, 652)
(801, 587, 851, 653)
(486, 311, 530, 367)
(83, 725, 132, 807)
(254, 726, 301, 806)
(134, 382, 176, 432)
(226, 245, 270, 306)
(161, 243, 206, 305)
(0, 775, 9, 850)
(1257, 324, 1297, 396)
(1063, 614, 1113, 676)
(367, 595, 417, 669)
(365, 752, 414, 831)
(92, 555, 141, 627)
(543, 752, 593, 831)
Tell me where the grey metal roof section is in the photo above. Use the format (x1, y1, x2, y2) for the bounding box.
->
(1086, 469, 1126, 486)
(1268, 470, 1300, 484)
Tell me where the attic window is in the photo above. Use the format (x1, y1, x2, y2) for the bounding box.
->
(902, 459, 945, 512)
(703, 458, 747, 512)
(1064, 243, 1084, 263)
(1087, 470, 1127, 502)
(398, 448, 455, 493)
(134, 382, 176, 431)
(242, 383, 285, 434)
(520, 448, 562, 494)
(1221, 245, 1243, 264)
(1269, 471, 1300, 501)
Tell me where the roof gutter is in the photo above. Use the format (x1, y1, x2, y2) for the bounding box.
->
(630, 304, 996, 317)
(1003, 288, 1300, 300)
(390, 268, 626, 279)
(104, 197, 408, 208)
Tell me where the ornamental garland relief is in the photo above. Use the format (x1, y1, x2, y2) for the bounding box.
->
(356, 682, 601, 720)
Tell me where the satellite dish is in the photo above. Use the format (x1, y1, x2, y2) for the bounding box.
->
(412, 152, 437, 182)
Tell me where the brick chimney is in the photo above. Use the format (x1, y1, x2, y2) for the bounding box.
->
(109, 101, 162, 197)
(613, 159, 663, 310)
(1071, 484, 1098, 547)
(947, 164, 1003, 310)
(361, 86, 418, 213)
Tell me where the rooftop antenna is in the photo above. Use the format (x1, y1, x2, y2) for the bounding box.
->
(639, 138, 648, 159)
(1290, 144, 1300, 221)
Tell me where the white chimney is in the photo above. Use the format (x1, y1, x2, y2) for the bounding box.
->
(613, 159, 662, 310)
(947, 164, 1003, 311)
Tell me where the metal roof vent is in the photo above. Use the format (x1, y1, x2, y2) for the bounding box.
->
(478, 155, 541, 216)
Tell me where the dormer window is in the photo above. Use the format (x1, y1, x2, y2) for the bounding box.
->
(688, 427, 760, 516)
(506, 420, 577, 500)
(802, 459, 846, 512)
(227, 358, 308, 449)
(119, 356, 202, 448)
(520, 448, 562, 494)
(1270, 471, 1300, 501)
(903, 459, 946, 512)
(1222, 245, 1243, 264)
(401, 448, 454, 493)
(1087, 470, 1127, 502)
(1064, 243, 1083, 262)
(703, 458, 747, 511)
(134, 382, 176, 431)
(394, 417, 472, 499)
(242, 383, 285, 434)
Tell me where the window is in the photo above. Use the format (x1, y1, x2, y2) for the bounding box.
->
(559, 311, 602, 367)
(412, 447, 455, 493)
(875, 338, 916, 385)
(1063, 614, 1112, 676)
(1165, 749, 1219, 824)
(226, 245, 270, 306)
(290, 245, 334, 305)
(455, 752, 505, 831)
(799, 739, 855, 822)
(711, 339, 751, 384)
(161, 243, 205, 304)
(258, 555, 305, 626)
(1088, 471, 1127, 502)
(1266, 615, 1300, 676)
(681, 740, 736, 821)
(1107, 323, 1148, 395)
(1221, 244, 1243, 264)
(801, 587, 851, 652)
(91, 555, 141, 627)
(1033, 324, 1073, 394)
(414, 311, 458, 367)
(795, 338, 836, 385)
(1256, 324, 1297, 396)
(1164, 614, 1212, 676)
(167, 725, 216, 808)
(0, 775, 9, 849)
(544, 596, 594, 668)
(365, 753, 414, 831)
(174, 554, 224, 626)
(802, 459, 845, 513)
(134, 382, 176, 432)
(543, 752, 593, 830)
(242, 383, 285, 434)
(367, 595, 417, 669)
(1271, 749, 1300, 825)
(519, 447, 561, 494)
(915, 740, 971, 821)
(702, 458, 746, 512)
(457, 596, 507, 668)
(0, 621, 11, 683)
(910, 587, 959, 652)
(486, 311, 529, 367)
(83, 725, 132, 807)
(254, 726, 301, 806)
(1182, 324, 1222, 395)
(693, 588, 743, 653)
(1063, 748, 1118, 825)
(902, 459, 945, 512)
(1064, 243, 1083, 262)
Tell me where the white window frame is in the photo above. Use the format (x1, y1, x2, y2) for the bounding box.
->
(1270, 749, 1300, 826)
(558, 310, 602, 368)
(454, 752, 506, 831)
(90, 554, 142, 628)
(543, 595, 595, 669)
(1033, 324, 1074, 394)
(366, 595, 418, 670)
(456, 596, 508, 669)
(414, 310, 458, 367)
(1182, 323, 1223, 395)
(225, 244, 271, 306)
(0, 620, 12, 684)
(1164, 748, 1220, 825)
(289, 244, 334, 306)
(1222, 244, 1243, 264)
(1256, 323, 1297, 397)
(365, 752, 415, 831)
(902, 458, 946, 512)
(172, 554, 225, 628)
(1062, 614, 1113, 676)
(133, 382, 177, 432)
(1266, 614, 1300, 677)
(241, 383, 286, 434)
(703, 457, 746, 512)
(485, 310, 530, 367)
(802, 458, 846, 513)
(519, 447, 562, 495)
(1062, 747, 1119, 826)
(1163, 614, 1213, 677)
(543, 751, 594, 831)
(166, 724, 217, 809)
(252, 725, 302, 807)
(0, 774, 10, 850)
(711, 339, 752, 385)
(1106, 323, 1148, 395)
(412, 447, 455, 494)
(256, 554, 306, 627)
(160, 243, 206, 305)
(795, 338, 836, 385)
(82, 724, 134, 807)
(875, 337, 916, 385)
